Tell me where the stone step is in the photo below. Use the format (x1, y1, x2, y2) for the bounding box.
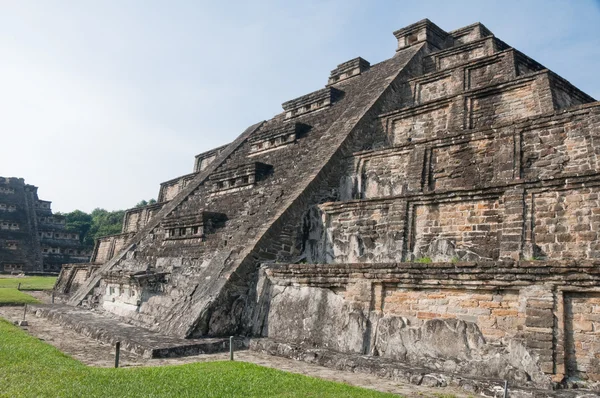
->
(400, 48, 545, 109)
(380, 70, 556, 145)
(67, 121, 265, 307)
(423, 36, 510, 74)
(448, 22, 493, 46)
(32, 304, 245, 358)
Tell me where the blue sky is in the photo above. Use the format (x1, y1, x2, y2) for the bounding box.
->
(1, 0, 599, 212)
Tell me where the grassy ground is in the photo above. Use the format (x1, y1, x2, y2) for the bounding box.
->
(0, 319, 396, 398)
(0, 276, 57, 290)
(0, 288, 40, 305)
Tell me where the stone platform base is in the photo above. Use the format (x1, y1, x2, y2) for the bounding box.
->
(248, 338, 598, 398)
(32, 304, 245, 358)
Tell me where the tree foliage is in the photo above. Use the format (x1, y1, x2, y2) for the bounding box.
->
(135, 198, 157, 208)
(61, 210, 92, 243)
(85, 208, 126, 246)
(57, 199, 156, 247)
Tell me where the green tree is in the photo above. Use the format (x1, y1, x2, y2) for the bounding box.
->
(60, 210, 93, 245)
(135, 199, 157, 208)
(58, 199, 156, 247)
(86, 208, 126, 246)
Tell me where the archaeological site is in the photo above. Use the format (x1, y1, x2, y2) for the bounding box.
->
(43, 19, 600, 396)
(0, 177, 91, 273)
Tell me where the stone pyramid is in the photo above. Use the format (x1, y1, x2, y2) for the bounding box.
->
(55, 19, 600, 391)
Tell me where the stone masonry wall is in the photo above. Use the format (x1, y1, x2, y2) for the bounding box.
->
(122, 202, 165, 234)
(157, 173, 198, 203)
(422, 36, 506, 73)
(467, 77, 546, 129)
(350, 149, 413, 199)
(412, 197, 503, 261)
(564, 292, 600, 382)
(429, 135, 496, 190)
(531, 187, 600, 259)
(320, 105, 600, 264)
(91, 233, 134, 264)
(404, 48, 543, 109)
(258, 261, 600, 389)
(316, 201, 406, 263)
(520, 113, 600, 180)
(383, 71, 566, 146)
(381, 288, 521, 341)
(357, 104, 600, 200)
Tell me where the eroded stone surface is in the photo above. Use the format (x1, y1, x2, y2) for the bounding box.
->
(250, 338, 600, 398)
(0, 305, 473, 398)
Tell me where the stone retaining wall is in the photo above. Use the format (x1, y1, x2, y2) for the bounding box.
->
(256, 261, 600, 390)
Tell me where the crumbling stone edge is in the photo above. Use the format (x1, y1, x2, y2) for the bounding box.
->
(248, 338, 598, 398)
(31, 305, 246, 359)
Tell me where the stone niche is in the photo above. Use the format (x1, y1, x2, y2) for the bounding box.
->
(381, 287, 522, 341)
(429, 135, 497, 191)
(466, 74, 547, 130)
(401, 48, 542, 109)
(194, 144, 228, 173)
(307, 201, 406, 264)
(308, 195, 505, 264)
(209, 162, 273, 194)
(122, 202, 165, 234)
(348, 149, 415, 199)
(2, 263, 23, 272)
(55, 263, 99, 295)
(327, 57, 370, 85)
(248, 123, 310, 156)
(102, 270, 169, 317)
(383, 68, 553, 147)
(412, 71, 455, 104)
(564, 292, 600, 383)
(393, 19, 452, 52)
(5, 240, 18, 250)
(388, 100, 453, 144)
(425, 36, 506, 72)
(449, 22, 492, 45)
(161, 211, 227, 241)
(92, 233, 135, 264)
(158, 172, 198, 202)
(520, 114, 600, 181)
(0, 204, 17, 212)
(410, 197, 503, 261)
(282, 87, 343, 119)
(0, 221, 20, 230)
(529, 187, 600, 259)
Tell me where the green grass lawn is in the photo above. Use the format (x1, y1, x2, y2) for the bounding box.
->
(0, 288, 40, 305)
(0, 319, 396, 398)
(0, 276, 56, 290)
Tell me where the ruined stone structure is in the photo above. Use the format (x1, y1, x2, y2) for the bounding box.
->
(54, 20, 600, 393)
(0, 177, 91, 273)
